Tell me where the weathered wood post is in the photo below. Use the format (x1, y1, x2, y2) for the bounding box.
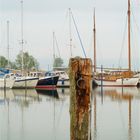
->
(69, 57, 92, 140)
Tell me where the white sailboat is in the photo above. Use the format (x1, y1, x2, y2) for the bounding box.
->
(94, 1, 139, 87)
(0, 21, 15, 89)
(12, 0, 38, 89)
(0, 73, 15, 89)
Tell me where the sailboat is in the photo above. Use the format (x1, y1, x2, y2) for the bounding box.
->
(0, 69, 15, 88)
(0, 21, 15, 89)
(12, 0, 39, 89)
(50, 31, 70, 88)
(94, 0, 139, 87)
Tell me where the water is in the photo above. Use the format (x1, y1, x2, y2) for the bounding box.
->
(0, 87, 140, 140)
(0, 89, 70, 140)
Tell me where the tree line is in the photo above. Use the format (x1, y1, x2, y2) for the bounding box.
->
(0, 51, 39, 71)
(0, 51, 64, 70)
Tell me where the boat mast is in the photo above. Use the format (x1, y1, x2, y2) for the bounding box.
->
(69, 8, 72, 57)
(7, 20, 10, 68)
(53, 32, 55, 64)
(128, 0, 131, 71)
(21, 0, 24, 74)
(93, 9, 96, 73)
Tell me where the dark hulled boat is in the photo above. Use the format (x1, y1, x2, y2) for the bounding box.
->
(36, 76, 59, 89)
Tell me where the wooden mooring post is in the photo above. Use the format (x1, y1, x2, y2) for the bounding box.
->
(69, 57, 92, 140)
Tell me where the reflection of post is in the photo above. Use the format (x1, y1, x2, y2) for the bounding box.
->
(128, 97, 132, 140)
(69, 58, 92, 140)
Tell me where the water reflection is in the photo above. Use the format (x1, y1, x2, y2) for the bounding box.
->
(1, 87, 140, 140)
(36, 89, 59, 99)
(92, 87, 140, 140)
(0, 88, 70, 140)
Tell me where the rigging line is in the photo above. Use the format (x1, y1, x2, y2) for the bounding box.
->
(130, 22, 138, 70)
(118, 15, 127, 68)
(96, 35, 104, 65)
(70, 10, 87, 58)
(60, 9, 69, 41)
(131, 10, 140, 34)
(61, 9, 69, 33)
(54, 33, 61, 58)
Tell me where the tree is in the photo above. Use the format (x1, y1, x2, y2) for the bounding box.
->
(0, 56, 8, 68)
(53, 57, 63, 67)
(15, 51, 39, 71)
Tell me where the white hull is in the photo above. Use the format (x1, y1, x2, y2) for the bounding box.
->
(57, 79, 70, 88)
(95, 77, 139, 87)
(13, 77, 39, 89)
(0, 78, 14, 89)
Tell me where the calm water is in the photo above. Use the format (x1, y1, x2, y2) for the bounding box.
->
(0, 87, 140, 140)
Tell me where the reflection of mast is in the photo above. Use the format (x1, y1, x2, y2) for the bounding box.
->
(6, 92, 10, 140)
(53, 90, 56, 140)
(128, 97, 132, 140)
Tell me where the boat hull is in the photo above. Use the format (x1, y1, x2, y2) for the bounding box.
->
(36, 76, 59, 89)
(12, 77, 39, 89)
(95, 77, 139, 87)
(0, 78, 14, 89)
(57, 79, 70, 88)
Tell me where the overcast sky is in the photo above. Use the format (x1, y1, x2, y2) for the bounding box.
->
(0, 0, 140, 70)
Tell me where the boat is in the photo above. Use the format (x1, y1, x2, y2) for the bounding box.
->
(29, 72, 59, 89)
(12, 73, 39, 89)
(36, 75, 59, 89)
(0, 69, 15, 89)
(12, 0, 39, 89)
(95, 71, 139, 87)
(0, 73, 15, 89)
(51, 31, 70, 88)
(46, 71, 70, 88)
(93, 1, 139, 87)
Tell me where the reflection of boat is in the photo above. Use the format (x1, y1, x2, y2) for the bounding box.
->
(0, 89, 14, 101)
(36, 89, 59, 99)
(12, 89, 39, 101)
(96, 87, 140, 100)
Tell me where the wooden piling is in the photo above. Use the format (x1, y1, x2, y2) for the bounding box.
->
(69, 57, 92, 140)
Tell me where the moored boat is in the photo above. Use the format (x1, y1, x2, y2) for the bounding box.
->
(46, 71, 70, 88)
(12, 75, 39, 89)
(36, 75, 59, 89)
(93, 1, 139, 87)
(0, 73, 15, 89)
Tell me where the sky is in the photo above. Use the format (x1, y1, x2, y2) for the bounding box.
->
(0, 0, 140, 70)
